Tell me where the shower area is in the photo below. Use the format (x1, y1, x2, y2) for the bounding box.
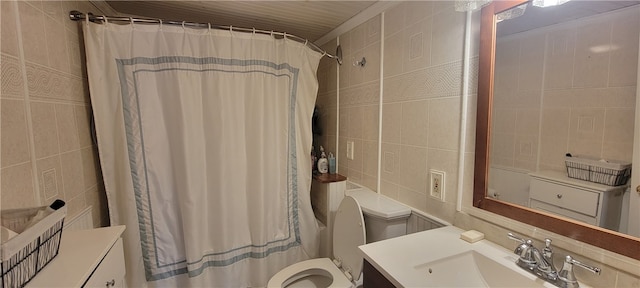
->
(72, 10, 343, 287)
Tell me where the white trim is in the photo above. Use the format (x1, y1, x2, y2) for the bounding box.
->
(376, 12, 385, 194)
(315, 1, 401, 47)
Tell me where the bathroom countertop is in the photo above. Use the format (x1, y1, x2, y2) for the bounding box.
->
(358, 226, 559, 288)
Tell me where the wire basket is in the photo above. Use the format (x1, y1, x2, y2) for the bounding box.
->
(565, 156, 632, 186)
(1, 200, 66, 288)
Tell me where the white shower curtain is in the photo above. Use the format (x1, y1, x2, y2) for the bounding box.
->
(82, 20, 321, 287)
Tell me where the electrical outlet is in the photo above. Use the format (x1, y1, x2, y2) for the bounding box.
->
(429, 169, 445, 202)
(346, 141, 355, 160)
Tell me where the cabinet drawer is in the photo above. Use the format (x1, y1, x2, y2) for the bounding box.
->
(529, 179, 600, 217)
(85, 238, 125, 288)
(529, 199, 598, 226)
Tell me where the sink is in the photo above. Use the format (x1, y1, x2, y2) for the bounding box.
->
(414, 250, 545, 287)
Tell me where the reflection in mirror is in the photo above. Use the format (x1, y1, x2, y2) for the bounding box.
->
(489, 0, 639, 235)
(474, 0, 640, 261)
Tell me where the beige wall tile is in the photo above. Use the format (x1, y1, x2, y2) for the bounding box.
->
(1, 2, 20, 56)
(44, 18, 71, 73)
(362, 140, 378, 177)
(401, 100, 428, 146)
(347, 106, 363, 139)
(382, 103, 401, 144)
(383, 32, 404, 78)
(36, 155, 63, 201)
(384, 3, 404, 38)
(616, 271, 640, 288)
(544, 27, 576, 90)
(573, 20, 611, 88)
(428, 97, 460, 150)
(517, 33, 545, 92)
(405, 1, 432, 27)
(362, 104, 379, 141)
(18, 2, 48, 66)
(1, 54, 26, 99)
(601, 141, 633, 163)
(492, 108, 516, 134)
(1, 99, 31, 167)
(515, 109, 540, 135)
(364, 15, 381, 47)
(60, 150, 85, 200)
(403, 18, 431, 73)
(604, 108, 635, 144)
(30, 102, 60, 159)
(398, 185, 426, 211)
(569, 108, 605, 143)
(81, 147, 100, 189)
(381, 143, 400, 184)
(609, 12, 639, 87)
(430, 8, 465, 65)
(399, 145, 427, 193)
(75, 105, 93, 148)
(66, 192, 86, 219)
(380, 180, 399, 200)
(363, 43, 381, 83)
(55, 104, 80, 153)
(1, 162, 37, 209)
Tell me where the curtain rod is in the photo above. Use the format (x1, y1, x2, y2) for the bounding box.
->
(68, 10, 343, 65)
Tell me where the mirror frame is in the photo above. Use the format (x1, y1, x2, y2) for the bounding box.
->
(473, 0, 640, 260)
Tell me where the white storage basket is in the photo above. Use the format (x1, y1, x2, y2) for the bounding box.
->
(1, 200, 66, 288)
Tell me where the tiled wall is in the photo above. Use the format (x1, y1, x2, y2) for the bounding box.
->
(336, 15, 382, 191)
(1, 1, 109, 227)
(379, 2, 466, 222)
(492, 7, 638, 172)
(316, 1, 640, 285)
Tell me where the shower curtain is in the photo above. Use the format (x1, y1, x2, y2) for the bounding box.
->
(82, 20, 321, 287)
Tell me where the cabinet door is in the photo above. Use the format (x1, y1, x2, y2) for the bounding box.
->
(85, 238, 125, 288)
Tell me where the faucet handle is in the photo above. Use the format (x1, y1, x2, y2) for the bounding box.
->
(544, 238, 552, 249)
(558, 255, 601, 288)
(507, 232, 526, 243)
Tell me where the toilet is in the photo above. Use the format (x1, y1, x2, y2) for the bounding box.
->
(268, 196, 366, 288)
(268, 186, 413, 288)
(345, 188, 412, 243)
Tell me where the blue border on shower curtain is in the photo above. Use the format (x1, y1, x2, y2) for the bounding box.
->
(115, 56, 301, 281)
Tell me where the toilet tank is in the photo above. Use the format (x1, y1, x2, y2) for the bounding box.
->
(345, 184, 412, 243)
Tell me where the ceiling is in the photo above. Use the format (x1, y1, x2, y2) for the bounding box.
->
(105, 1, 377, 42)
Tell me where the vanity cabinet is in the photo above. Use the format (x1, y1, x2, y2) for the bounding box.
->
(529, 171, 626, 230)
(27, 225, 126, 287)
(363, 260, 396, 288)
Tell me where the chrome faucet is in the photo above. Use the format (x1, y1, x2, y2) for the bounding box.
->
(507, 233, 600, 288)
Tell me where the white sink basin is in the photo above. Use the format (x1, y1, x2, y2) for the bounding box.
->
(414, 250, 544, 287)
(359, 226, 560, 288)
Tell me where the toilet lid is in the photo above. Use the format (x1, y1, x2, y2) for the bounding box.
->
(332, 196, 366, 281)
(346, 190, 412, 220)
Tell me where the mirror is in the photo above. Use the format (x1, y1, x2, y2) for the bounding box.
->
(474, 0, 640, 260)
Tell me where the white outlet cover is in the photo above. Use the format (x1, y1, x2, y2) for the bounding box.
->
(429, 169, 445, 202)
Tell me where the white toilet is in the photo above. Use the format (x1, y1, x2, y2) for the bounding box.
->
(268, 186, 413, 288)
(268, 196, 366, 288)
(345, 188, 412, 243)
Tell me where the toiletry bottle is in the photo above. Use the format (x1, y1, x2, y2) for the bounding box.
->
(317, 146, 329, 174)
(328, 152, 336, 174)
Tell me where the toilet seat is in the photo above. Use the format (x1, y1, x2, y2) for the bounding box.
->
(267, 196, 366, 288)
(267, 258, 353, 288)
